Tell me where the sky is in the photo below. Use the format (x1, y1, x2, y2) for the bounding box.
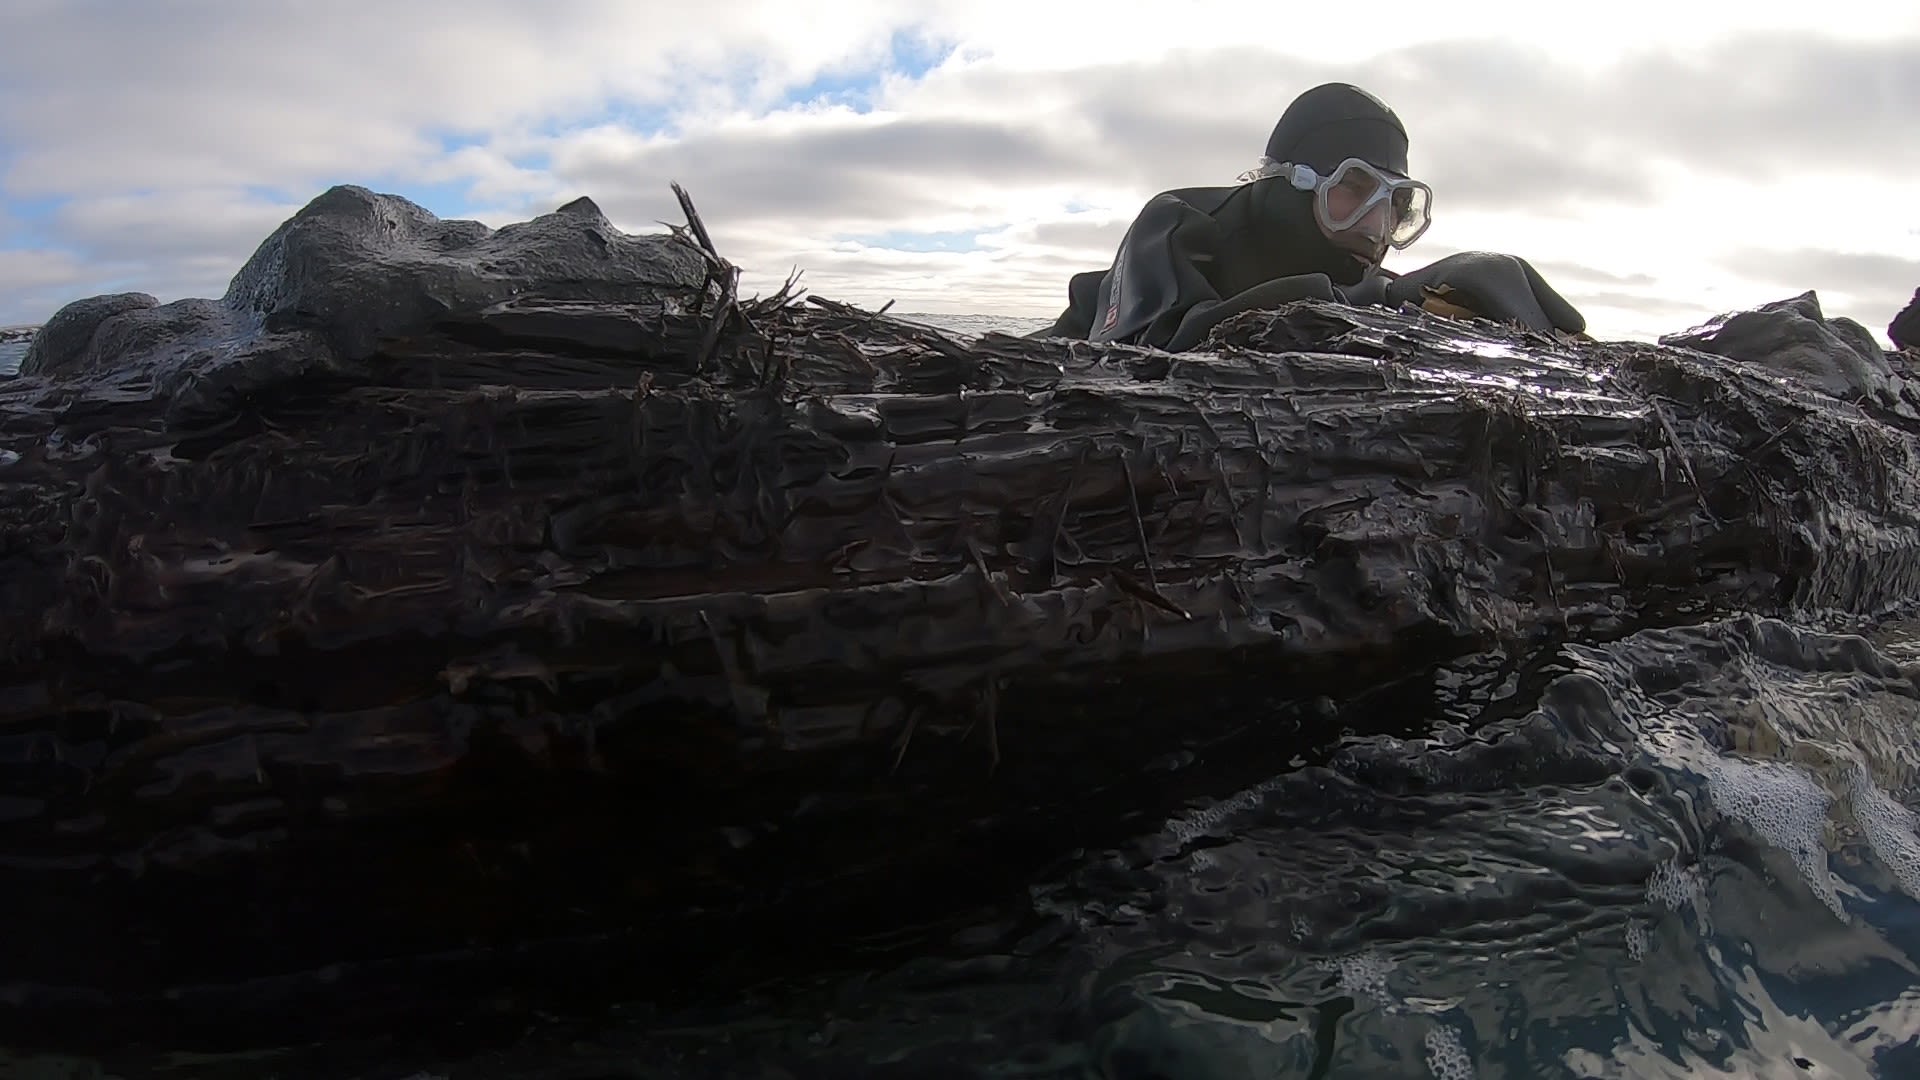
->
(1, 1, 1916, 345)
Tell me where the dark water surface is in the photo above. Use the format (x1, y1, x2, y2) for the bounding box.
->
(10, 314, 1920, 1077)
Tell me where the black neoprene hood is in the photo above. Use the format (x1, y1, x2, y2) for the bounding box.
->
(1262, 83, 1410, 177)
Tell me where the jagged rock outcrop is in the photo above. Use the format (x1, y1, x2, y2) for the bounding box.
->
(1892, 286, 1919, 351)
(1659, 289, 1901, 405)
(2, 184, 1919, 1049)
(15, 185, 710, 421)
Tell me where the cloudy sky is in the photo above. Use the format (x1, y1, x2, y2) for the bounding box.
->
(1, 0, 1916, 345)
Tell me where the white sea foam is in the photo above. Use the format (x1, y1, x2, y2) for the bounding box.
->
(1699, 754, 1845, 919)
(1846, 764, 1920, 900)
(1424, 1024, 1477, 1080)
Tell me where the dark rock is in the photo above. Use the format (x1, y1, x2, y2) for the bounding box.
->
(23, 293, 342, 423)
(18, 291, 158, 376)
(1659, 289, 1900, 405)
(5, 186, 1920, 1052)
(1892, 287, 1919, 351)
(14, 186, 716, 425)
(222, 184, 709, 362)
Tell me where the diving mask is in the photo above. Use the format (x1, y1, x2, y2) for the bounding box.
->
(1275, 157, 1433, 252)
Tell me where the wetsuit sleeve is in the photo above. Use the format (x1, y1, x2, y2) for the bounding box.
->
(1087, 194, 1351, 352)
(1025, 269, 1110, 339)
(1088, 194, 1228, 349)
(1164, 274, 1343, 352)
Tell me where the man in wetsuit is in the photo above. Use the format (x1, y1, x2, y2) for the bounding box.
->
(1037, 82, 1586, 351)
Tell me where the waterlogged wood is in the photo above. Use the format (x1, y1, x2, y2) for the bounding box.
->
(2, 184, 1919, 1046)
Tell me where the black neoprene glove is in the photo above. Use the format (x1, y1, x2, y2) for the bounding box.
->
(1383, 252, 1586, 334)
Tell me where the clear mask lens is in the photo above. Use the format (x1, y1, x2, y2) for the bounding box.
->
(1386, 183, 1431, 245)
(1309, 158, 1432, 250)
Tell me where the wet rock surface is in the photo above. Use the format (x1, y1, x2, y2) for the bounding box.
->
(15, 291, 158, 377)
(1658, 289, 1899, 404)
(1892, 286, 1919, 351)
(2, 186, 1918, 1055)
(33, 610, 1920, 1079)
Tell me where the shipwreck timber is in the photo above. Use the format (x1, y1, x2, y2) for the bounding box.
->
(1, 184, 1917, 1048)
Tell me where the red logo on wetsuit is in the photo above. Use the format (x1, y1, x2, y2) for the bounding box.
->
(1101, 262, 1123, 332)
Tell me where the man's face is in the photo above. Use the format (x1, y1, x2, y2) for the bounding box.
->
(1309, 159, 1432, 267)
(1320, 166, 1394, 264)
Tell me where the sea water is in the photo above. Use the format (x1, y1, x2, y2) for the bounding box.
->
(0, 330, 30, 376)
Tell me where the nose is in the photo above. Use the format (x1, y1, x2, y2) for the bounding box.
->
(1355, 201, 1390, 239)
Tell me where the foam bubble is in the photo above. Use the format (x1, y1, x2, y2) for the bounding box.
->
(1625, 919, 1650, 961)
(1645, 859, 1713, 935)
(1163, 776, 1282, 847)
(1424, 1025, 1477, 1080)
(1846, 764, 1920, 899)
(1699, 755, 1844, 919)
(1319, 951, 1397, 1005)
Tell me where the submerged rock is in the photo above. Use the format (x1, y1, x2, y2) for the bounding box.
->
(2, 184, 1919, 1051)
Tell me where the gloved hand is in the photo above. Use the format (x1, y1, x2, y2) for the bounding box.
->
(1382, 252, 1586, 334)
(1165, 272, 1343, 351)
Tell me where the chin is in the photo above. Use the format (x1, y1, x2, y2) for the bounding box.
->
(1328, 254, 1375, 287)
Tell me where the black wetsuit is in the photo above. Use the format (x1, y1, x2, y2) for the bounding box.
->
(1038, 82, 1412, 352)
(1035, 176, 1382, 352)
(1032, 83, 1592, 345)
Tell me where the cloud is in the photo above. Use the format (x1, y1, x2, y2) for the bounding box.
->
(1016, 217, 1131, 257)
(2, 1, 1917, 342)
(1720, 248, 1920, 297)
(1369, 34, 1920, 181)
(0, 247, 88, 293)
(1714, 248, 1920, 329)
(0, 2, 951, 196)
(1531, 263, 1658, 290)
(1563, 291, 1723, 324)
(0, 247, 104, 332)
(48, 189, 302, 263)
(540, 113, 1087, 231)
